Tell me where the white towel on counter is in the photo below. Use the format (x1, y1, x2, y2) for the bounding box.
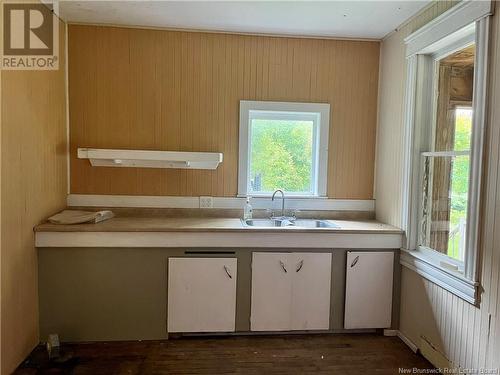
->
(48, 210, 115, 225)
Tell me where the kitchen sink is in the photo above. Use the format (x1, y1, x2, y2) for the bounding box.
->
(241, 218, 339, 228)
(293, 219, 340, 228)
(242, 219, 284, 227)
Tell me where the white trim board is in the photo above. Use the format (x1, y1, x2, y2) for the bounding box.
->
(397, 330, 419, 353)
(35, 231, 401, 249)
(67, 194, 375, 211)
(400, 250, 478, 305)
(404, 0, 493, 57)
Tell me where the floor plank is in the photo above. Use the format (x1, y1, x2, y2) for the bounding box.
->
(14, 334, 433, 374)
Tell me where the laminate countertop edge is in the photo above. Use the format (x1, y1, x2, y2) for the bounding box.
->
(34, 217, 403, 235)
(35, 218, 403, 248)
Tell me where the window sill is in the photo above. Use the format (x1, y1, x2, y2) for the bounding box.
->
(400, 248, 479, 305)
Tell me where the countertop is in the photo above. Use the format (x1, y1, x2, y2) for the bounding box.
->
(35, 217, 403, 235)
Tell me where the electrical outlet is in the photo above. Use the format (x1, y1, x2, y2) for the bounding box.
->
(199, 196, 213, 209)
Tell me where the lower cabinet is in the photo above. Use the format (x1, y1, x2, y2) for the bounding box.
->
(251, 252, 332, 331)
(344, 251, 394, 329)
(166, 251, 394, 334)
(167, 257, 237, 333)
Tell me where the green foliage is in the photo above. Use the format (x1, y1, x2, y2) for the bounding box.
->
(453, 109, 472, 152)
(450, 109, 472, 225)
(250, 119, 313, 193)
(448, 108, 472, 259)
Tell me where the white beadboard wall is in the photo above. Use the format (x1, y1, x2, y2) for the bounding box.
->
(375, 0, 500, 370)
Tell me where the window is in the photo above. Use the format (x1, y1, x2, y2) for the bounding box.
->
(238, 101, 330, 197)
(401, 1, 492, 304)
(420, 48, 475, 269)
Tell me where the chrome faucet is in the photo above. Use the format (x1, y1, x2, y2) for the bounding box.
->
(272, 189, 285, 218)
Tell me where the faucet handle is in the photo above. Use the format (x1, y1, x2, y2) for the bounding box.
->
(290, 209, 300, 219)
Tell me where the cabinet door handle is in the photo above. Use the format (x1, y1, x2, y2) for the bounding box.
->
(223, 265, 232, 279)
(296, 259, 304, 272)
(350, 256, 360, 268)
(279, 260, 288, 273)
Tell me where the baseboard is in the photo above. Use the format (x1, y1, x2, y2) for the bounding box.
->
(419, 336, 452, 369)
(396, 330, 419, 353)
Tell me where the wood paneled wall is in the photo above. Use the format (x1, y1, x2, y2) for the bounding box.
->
(1, 22, 67, 375)
(68, 25, 380, 199)
(374, 1, 460, 226)
(376, 0, 500, 370)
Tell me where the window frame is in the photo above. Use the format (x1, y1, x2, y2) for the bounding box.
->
(400, 1, 493, 305)
(238, 100, 330, 198)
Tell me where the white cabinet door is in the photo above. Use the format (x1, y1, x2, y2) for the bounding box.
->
(251, 253, 292, 331)
(251, 252, 332, 332)
(291, 253, 332, 330)
(344, 251, 394, 329)
(168, 257, 237, 333)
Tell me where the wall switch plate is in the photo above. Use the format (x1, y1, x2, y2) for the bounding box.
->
(199, 196, 213, 208)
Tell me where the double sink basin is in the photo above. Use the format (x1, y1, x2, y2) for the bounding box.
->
(241, 218, 340, 229)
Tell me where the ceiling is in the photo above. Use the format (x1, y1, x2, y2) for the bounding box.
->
(56, 1, 431, 40)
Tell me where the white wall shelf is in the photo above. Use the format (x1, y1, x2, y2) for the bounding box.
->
(77, 148, 223, 170)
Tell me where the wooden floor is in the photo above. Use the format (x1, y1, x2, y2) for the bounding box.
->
(14, 334, 433, 374)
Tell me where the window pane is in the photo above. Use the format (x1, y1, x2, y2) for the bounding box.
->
(434, 45, 474, 152)
(454, 108, 473, 151)
(250, 118, 314, 194)
(420, 154, 470, 261)
(418, 44, 475, 263)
